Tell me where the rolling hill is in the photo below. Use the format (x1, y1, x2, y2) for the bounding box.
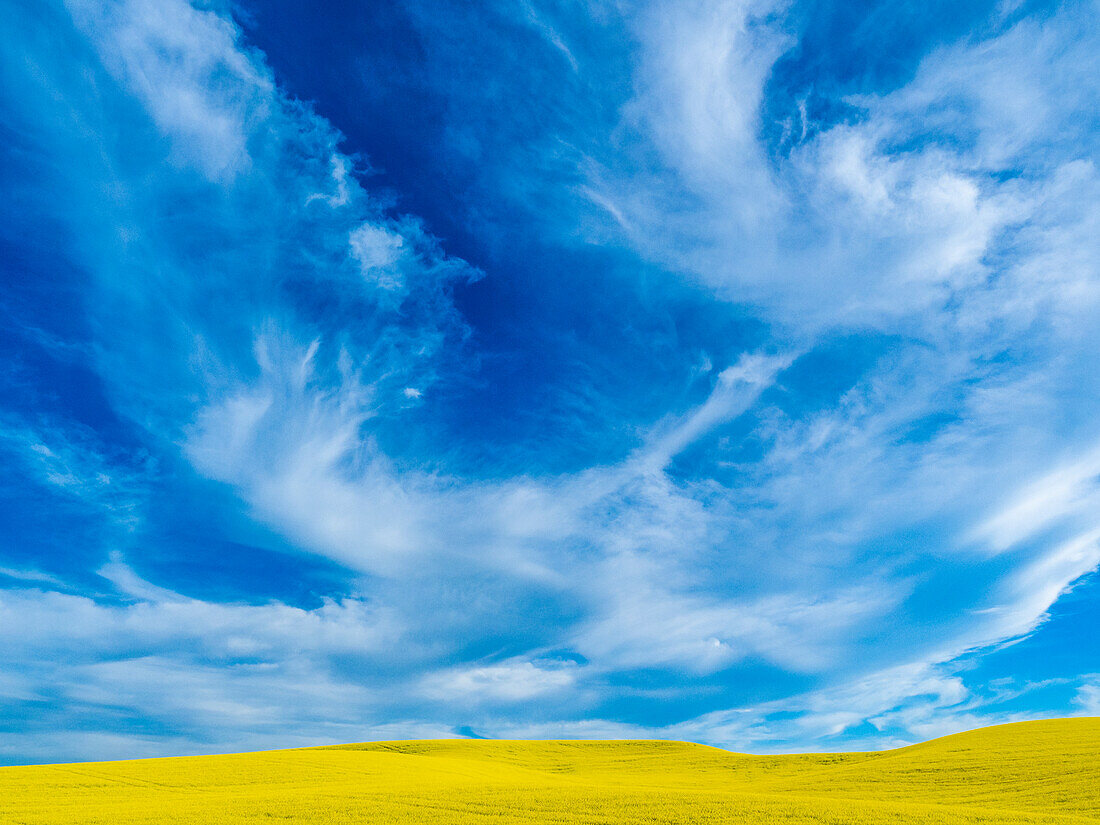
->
(3, 717, 1098, 823)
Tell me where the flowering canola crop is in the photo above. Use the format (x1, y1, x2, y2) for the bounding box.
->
(3, 717, 1098, 824)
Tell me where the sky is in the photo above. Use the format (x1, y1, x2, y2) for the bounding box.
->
(0, 0, 1099, 765)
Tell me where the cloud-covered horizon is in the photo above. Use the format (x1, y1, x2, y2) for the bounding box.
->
(1, 0, 1098, 764)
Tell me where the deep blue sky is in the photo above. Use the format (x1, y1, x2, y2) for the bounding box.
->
(0, 0, 1098, 764)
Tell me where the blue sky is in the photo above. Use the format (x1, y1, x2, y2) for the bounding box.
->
(1, 0, 1099, 765)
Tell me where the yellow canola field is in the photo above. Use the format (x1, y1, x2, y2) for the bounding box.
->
(3, 717, 1099, 824)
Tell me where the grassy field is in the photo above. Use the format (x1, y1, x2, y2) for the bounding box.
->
(2, 717, 1098, 824)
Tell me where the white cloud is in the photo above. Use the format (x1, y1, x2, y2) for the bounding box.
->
(640, 351, 795, 471)
(982, 531, 1100, 642)
(349, 223, 407, 292)
(421, 658, 578, 704)
(972, 445, 1100, 553)
(0, 561, 423, 761)
(65, 0, 273, 182)
(571, 548, 898, 675)
(0, 417, 145, 534)
(1073, 677, 1100, 716)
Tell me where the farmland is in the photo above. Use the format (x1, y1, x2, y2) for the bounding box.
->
(2, 717, 1098, 824)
